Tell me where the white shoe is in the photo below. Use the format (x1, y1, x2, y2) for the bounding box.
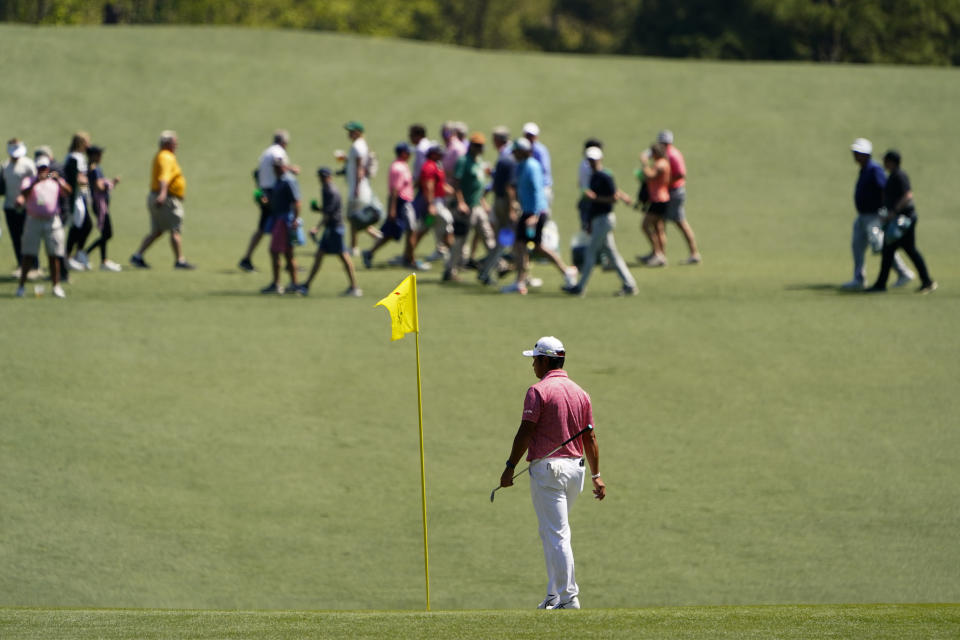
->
(526, 277, 543, 288)
(893, 273, 915, 288)
(537, 595, 558, 610)
(52, 284, 66, 298)
(100, 260, 122, 272)
(645, 255, 667, 268)
(76, 250, 90, 269)
(564, 266, 579, 288)
(840, 279, 865, 290)
(554, 596, 580, 609)
(67, 257, 85, 271)
(341, 287, 363, 297)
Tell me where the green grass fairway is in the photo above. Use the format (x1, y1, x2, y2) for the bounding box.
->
(2, 605, 959, 640)
(1, 24, 959, 625)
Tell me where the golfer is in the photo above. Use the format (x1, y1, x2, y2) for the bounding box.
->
(499, 336, 605, 610)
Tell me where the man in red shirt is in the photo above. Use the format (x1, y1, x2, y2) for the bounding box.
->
(413, 144, 453, 257)
(499, 336, 605, 610)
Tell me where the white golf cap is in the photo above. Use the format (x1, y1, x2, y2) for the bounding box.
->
(523, 336, 566, 358)
(657, 129, 674, 144)
(522, 122, 540, 137)
(851, 138, 872, 155)
(584, 146, 603, 160)
(35, 155, 51, 168)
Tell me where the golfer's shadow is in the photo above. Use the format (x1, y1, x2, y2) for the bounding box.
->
(784, 283, 863, 295)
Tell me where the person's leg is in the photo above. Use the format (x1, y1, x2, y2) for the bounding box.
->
(5, 209, 24, 269)
(76, 212, 93, 255)
(640, 213, 656, 259)
(136, 229, 162, 256)
(602, 218, 637, 291)
(338, 252, 359, 290)
(169, 231, 184, 263)
(655, 217, 667, 257)
(574, 218, 607, 291)
(676, 220, 699, 257)
(530, 459, 582, 607)
(17, 254, 35, 289)
(869, 241, 898, 290)
(284, 248, 298, 287)
(851, 215, 868, 284)
(305, 250, 324, 287)
(242, 229, 264, 262)
(897, 219, 933, 287)
(48, 254, 60, 287)
(270, 251, 281, 286)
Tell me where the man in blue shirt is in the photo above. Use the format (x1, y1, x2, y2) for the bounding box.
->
(844, 138, 913, 289)
(261, 155, 302, 295)
(523, 122, 553, 205)
(502, 138, 576, 295)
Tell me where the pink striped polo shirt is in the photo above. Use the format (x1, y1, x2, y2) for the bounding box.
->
(522, 369, 594, 461)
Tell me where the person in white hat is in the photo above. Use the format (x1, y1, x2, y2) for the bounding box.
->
(565, 146, 638, 296)
(522, 122, 553, 204)
(2, 138, 37, 275)
(498, 336, 605, 610)
(844, 138, 913, 289)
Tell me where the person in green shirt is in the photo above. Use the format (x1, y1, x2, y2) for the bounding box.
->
(445, 133, 495, 282)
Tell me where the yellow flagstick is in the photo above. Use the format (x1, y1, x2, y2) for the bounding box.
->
(374, 274, 429, 611)
(411, 275, 431, 611)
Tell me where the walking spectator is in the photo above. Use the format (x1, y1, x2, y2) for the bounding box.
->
(362, 143, 426, 270)
(302, 167, 362, 297)
(640, 143, 671, 267)
(343, 121, 381, 255)
(523, 122, 553, 205)
(239, 129, 300, 273)
(83, 145, 122, 271)
(564, 146, 637, 296)
(2, 138, 36, 276)
(843, 138, 913, 289)
(446, 132, 495, 281)
(408, 123, 431, 182)
(867, 150, 936, 294)
(131, 130, 194, 270)
(63, 132, 94, 271)
(15, 155, 69, 298)
(260, 155, 301, 295)
(502, 138, 577, 295)
(412, 144, 454, 262)
(478, 126, 518, 285)
(657, 130, 701, 265)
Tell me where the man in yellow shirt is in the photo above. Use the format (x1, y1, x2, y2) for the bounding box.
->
(130, 130, 194, 269)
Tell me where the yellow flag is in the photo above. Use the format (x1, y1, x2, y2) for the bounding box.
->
(375, 274, 419, 341)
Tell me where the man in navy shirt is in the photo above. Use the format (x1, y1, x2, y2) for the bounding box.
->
(844, 138, 913, 289)
(261, 155, 301, 295)
(867, 150, 936, 294)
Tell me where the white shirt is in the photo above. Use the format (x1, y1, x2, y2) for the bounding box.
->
(346, 137, 369, 198)
(3, 156, 37, 210)
(412, 138, 432, 182)
(256, 143, 288, 190)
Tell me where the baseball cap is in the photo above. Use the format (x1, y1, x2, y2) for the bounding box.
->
(317, 166, 332, 177)
(469, 132, 486, 145)
(523, 336, 566, 358)
(35, 155, 51, 169)
(851, 138, 872, 155)
(522, 122, 540, 137)
(585, 146, 603, 160)
(657, 129, 674, 144)
(492, 126, 510, 139)
(513, 137, 532, 153)
(394, 141, 411, 155)
(344, 121, 364, 133)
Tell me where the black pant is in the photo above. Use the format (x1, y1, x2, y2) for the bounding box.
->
(4, 208, 24, 267)
(85, 214, 113, 262)
(66, 212, 93, 258)
(873, 216, 933, 289)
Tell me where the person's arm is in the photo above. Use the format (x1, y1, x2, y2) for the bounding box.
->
(500, 420, 537, 488)
(425, 177, 436, 214)
(582, 429, 605, 500)
(893, 190, 914, 215)
(615, 188, 633, 206)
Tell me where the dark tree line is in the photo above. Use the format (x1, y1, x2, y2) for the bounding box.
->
(2, 0, 959, 65)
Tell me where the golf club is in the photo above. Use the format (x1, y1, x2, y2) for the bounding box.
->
(490, 424, 594, 502)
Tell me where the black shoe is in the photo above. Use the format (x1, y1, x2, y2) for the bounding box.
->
(130, 254, 150, 269)
(562, 284, 583, 296)
(174, 260, 196, 270)
(238, 258, 255, 272)
(917, 281, 938, 294)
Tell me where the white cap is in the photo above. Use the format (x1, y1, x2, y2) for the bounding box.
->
(523, 336, 566, 358)
(35, 155, 51, 168)
(851, 138, 872, 155)
(657, 129, 674, 144)
(585, 146, 603, 160)
(7, 141, 26, 159)
(522, 122, 540, 137)
(513, 137, 532, 153)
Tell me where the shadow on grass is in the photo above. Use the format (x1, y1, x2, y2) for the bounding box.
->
(785, 283, 865, 295)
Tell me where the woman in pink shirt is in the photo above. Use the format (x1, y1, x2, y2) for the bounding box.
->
(16, 156, 71, 297)
(640, 143, 671, 267)
(361, 142, 427, 270)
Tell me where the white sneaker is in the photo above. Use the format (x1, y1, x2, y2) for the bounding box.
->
(67, 257, 85, 271)
(76, 250, 90, 269)
(841, 279, 865, 290)
(52, 284, 66, 298)
(526, 277, 543, 288)
(537, 595, 558, 610)
(341, 287, 363, 297)
(564, 266, 579, 288)
(100, 260, 122, 272)
(645, 255, 667, 268)
(893, 273, 915, 288)
(554, 596, 580, 609)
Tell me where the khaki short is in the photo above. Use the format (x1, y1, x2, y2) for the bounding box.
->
(493, 194, 519, 229)
(147, 192, 185, 233)
(21, 215, 65, 257)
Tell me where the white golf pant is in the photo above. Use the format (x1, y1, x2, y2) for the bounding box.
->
(529, 456, 585, 604)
